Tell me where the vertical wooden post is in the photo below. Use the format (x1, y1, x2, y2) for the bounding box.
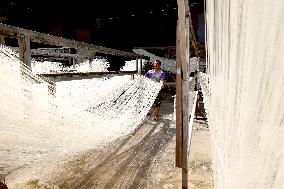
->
(136, 55, 139, 73)
(176, 0, 191, 188)
(72, 58, 76, 68)
(18, 34, 31, 68)
(18, 34, 32, 124)
(139, 56, 143, 75)
(0, 35, 5, 45)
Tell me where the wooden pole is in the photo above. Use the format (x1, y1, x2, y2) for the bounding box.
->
(136, 56, 139, 73)
(18, 34, 31, 68)
(18, 34, 32, 123)
(176, 0, 191, 188)
(182, 16, 190, 189)
(0, 35, 5, 45)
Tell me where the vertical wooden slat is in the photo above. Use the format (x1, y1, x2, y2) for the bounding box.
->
(176, 20, 183, 168)
(18, 34, 31, 67)
(185, 17, 191, 157)
(181, 72, 189, 189)
(139, 56, 143, 75)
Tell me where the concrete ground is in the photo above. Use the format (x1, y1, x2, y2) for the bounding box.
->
(8, 90, 213, 189)
(187, 118, 213, 189)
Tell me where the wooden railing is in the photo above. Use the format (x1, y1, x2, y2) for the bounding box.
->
(0, 23, 140, 67)
(0, 23, 146, 82)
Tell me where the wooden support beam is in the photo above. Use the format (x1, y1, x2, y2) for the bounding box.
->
(134, 46, 176, 50)
(18, 34, 31, 67)
(0, 23, 138, 58)
(176, 0, 191, 188)
(0, 35, 5, 45)
(10, 47, 97, 59)
(39, 70, 137, 77)
(72, 58, 76, 68)
(136, 56, 139, 74)
(38, 70, 138, 82)
(32, 50, 82, 58)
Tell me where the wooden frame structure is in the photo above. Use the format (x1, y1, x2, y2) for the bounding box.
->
(0, 23, 144, 77)
(0, 23, 146, 98)
(7, 46, 144, 80)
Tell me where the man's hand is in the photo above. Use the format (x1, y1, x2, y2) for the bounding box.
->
(160, 80, 165, 89)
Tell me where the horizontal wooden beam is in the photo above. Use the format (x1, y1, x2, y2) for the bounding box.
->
(10, 47, 96, 59)
(31, 49, 93, 59)
(32, 50, 84, 59)
(38, 71, 137, 82)
(134, 46, 176, 50)
(0, 23, 138, 58)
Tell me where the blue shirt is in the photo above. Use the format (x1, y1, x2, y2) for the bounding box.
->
(145, 69, 165, 83)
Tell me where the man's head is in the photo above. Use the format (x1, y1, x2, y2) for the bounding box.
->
(153, 60, 161, 70)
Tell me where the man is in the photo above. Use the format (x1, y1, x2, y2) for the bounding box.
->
(145, 60, 165, 120)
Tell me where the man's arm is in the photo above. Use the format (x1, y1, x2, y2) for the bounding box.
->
(160, 79, 165, 88)
(160, 71, 166, 88)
